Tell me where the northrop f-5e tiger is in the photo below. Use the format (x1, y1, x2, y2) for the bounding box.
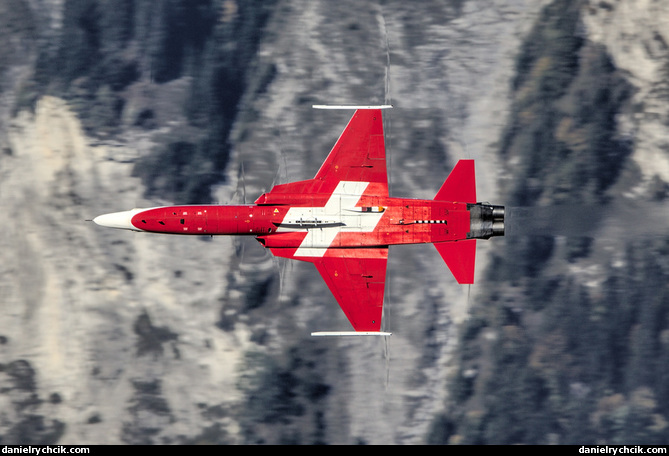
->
(94, 106, 504, 336)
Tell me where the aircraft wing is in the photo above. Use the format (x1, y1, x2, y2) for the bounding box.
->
(255, 109, 389, 205)
(314, 109, 388, 194)
(272, 248, 388, 332)
(261, 108, 391, 332)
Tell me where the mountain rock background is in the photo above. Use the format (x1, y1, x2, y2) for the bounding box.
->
(1, 0, 668, 445)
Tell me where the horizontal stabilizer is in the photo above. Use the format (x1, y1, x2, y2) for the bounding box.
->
(434, 240, 477, 284)
(435, 160, 476, 203)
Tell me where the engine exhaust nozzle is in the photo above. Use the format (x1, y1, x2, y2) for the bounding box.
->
(467, 203, 505, 239)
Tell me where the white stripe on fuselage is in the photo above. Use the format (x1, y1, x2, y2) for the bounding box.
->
(278, 181, 384, 257)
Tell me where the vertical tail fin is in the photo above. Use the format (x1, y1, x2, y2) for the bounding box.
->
(434, 240, 476, 284)
(434, 160, 476, 203)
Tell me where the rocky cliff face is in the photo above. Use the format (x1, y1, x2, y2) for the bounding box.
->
(1, 0, 667, 445)
(584, 0, 669, 184)
(3, 95, 245, 444)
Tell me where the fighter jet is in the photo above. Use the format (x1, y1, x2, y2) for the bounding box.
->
(94, 106, 504, 335)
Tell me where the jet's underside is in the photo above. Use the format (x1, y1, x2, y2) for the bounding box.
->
(93, 108, 504, 334)
(93, 198, 504, 248)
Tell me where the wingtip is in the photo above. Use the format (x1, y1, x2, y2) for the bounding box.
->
(312, 104, 393, 110)
(310, 331, 392, 337)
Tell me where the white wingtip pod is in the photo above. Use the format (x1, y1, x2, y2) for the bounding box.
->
(310, 331, 392, 337)
(312, 105, 393, 110)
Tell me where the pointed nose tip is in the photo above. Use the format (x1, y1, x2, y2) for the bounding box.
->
(93, 210, 139, 230)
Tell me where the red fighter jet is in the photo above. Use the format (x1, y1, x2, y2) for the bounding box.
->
(94, 106, 504, 336)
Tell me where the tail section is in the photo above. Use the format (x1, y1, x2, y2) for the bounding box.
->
(434, 160, 476, 203)
(434, 240, 476, 284)
(434, 160, 477, 284)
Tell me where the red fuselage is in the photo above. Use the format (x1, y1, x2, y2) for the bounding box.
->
(128, 197, 471, 249)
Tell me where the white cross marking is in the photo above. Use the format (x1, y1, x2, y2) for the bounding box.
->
(278, 181, 384, 257)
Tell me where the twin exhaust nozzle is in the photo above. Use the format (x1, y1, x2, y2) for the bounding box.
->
(467, 203, 505, 240)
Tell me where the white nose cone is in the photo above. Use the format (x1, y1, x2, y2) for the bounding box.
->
(93, 209, 143, 231)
